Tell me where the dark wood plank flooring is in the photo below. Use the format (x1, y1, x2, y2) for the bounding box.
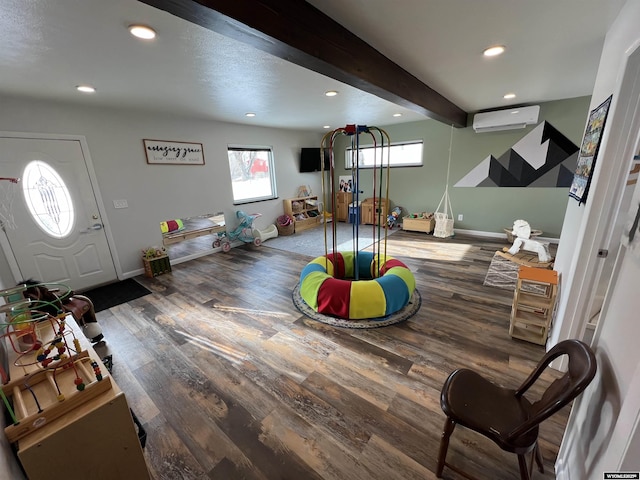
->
(98, 230, 566, 480)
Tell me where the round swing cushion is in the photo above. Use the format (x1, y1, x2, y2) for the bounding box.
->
(299, 251, 415, 319)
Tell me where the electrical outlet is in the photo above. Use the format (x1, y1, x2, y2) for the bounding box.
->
(458, 214, 464, 221)
(113, 199, 128, 209)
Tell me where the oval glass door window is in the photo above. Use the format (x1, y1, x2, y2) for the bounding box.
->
(22, 160, 75, 238)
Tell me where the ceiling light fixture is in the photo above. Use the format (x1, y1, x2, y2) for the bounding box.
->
(76, 85, 96, 93)
(504, 93, 516, 99)
(128, 25, 157, 40)
(245, 112, 256, 117)
(324, 90, 338, 97)
(393, 113, 402, 117)
(483, 45, 505, 57)
(323, 125, 331, 129)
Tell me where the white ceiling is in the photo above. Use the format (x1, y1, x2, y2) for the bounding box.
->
(0, 0, 627, 132)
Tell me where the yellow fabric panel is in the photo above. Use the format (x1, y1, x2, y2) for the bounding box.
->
(371, 254, 392, 278)
(310, 256, 334, 276)
(349, 279, 386, 319)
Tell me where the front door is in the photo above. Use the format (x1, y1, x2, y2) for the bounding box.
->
(0, 135, 117, 290)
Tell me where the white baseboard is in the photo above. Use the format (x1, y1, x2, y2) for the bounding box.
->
(121, 232, 559, 279)
(454, 228, 559, 243)
(453, 228, 505, 239)
(121, 240, 245, 278)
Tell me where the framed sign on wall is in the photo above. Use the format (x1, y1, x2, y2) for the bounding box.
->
(569, 95, 613, 205)
(143, 139, 205, 165)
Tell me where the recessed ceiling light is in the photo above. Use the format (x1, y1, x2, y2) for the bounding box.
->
(76, 85, 96, 93)
(325, 90, 338, 97)
(323, 125, 331, 129)
(393, 113, 402, 117)
(245, 112, 256, 117)
(128, 25, 157, 40)
(483, 45, 505, 57)
(504, 93, 516, 99)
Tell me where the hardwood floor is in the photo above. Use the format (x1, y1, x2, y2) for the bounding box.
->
(98, 231, 567, 480)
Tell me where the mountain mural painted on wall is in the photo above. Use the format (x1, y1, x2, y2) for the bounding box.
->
(455, 121, 579, 187)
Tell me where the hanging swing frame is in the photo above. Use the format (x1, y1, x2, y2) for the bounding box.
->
(433, 126, 455, 238)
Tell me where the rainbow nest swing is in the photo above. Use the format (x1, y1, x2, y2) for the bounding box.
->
(292, 125, 421, 328)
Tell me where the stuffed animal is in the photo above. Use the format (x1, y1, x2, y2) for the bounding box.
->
(387, 206, 402, 229)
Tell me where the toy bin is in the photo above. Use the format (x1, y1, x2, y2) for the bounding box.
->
(402, 216, 434, 233)
(348, 205, 361, 224)
(143, 255, 171, 277)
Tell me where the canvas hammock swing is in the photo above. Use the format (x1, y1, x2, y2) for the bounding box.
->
(434, 126, 455, 238)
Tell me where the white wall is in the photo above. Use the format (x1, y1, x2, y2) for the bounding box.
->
(0, 95, 323, 280)
(556, 0, 640, 476)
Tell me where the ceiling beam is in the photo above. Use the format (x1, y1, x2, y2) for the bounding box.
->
(139, 0, 468, 127)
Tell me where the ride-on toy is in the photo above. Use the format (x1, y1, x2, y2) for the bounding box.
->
(214, 211, 262, 253)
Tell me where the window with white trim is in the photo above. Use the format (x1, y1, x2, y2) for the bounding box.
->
(227, 146, 277, 204)
(345, 140, 423, 168)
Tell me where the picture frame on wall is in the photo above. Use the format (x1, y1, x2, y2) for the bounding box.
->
(569, 95, 613, 205)
(143, 139, 205, 165)
(338, 175, 353, 192)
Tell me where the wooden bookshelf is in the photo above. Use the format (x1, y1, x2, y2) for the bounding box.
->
(283, 195, 322, 232)
(509, 267, 558, 345)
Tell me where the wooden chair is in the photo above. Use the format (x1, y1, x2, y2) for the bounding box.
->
(436, 339, 597, 480)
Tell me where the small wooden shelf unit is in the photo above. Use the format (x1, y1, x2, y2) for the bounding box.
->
(336, 192, 352, 222)
(510, 266, 558, 345)
(361, 197, 388, 225)
(143, 254, 172, 277)
(283, 195, 322, 232)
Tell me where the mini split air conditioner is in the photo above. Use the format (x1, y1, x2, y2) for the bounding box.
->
(472, 105, 540, 133)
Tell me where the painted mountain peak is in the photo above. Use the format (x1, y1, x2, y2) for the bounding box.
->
(455, 121, 579, 188)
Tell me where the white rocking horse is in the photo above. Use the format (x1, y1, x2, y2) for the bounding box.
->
(507, 219, 552, 263)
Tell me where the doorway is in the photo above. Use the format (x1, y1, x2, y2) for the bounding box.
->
(0, 133, 117, 291)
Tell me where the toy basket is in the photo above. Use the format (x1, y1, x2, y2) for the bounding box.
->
(276, 215, 294, 236)
(291, 201, 304, 213)
(277, 222, 294, 236)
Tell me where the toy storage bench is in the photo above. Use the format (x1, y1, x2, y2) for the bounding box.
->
(402, 216, 434, 233)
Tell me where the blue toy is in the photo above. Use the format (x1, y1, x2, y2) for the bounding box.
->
(215, 210, 262, 252)
(387, 206, 402, 229)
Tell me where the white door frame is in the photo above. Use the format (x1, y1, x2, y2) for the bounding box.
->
(552, 40, 640, 371)
(0, 131, 122, 282)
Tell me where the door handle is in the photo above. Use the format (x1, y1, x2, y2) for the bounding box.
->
(86, 223, 103, 231)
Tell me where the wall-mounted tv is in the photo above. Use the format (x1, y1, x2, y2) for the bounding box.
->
(300, 148, 331, 173)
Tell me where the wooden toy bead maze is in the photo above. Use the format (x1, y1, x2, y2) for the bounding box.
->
(0, 286, 149, 479)
(1, 317, 112, 443)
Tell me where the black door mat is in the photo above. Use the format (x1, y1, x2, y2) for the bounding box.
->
(80, 278, 151, 313)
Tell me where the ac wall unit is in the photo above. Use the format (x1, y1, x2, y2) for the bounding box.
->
(472, 105, 540, 133)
